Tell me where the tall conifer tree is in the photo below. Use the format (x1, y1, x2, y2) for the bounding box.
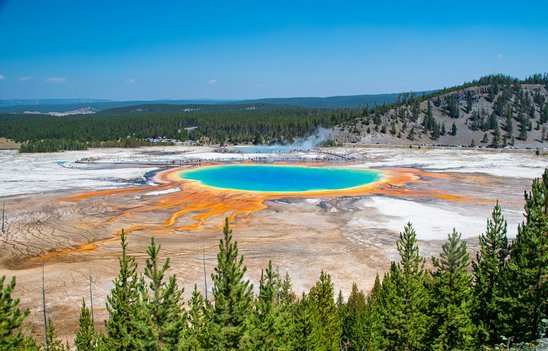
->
(74, 299, 98, 351)
(242, 261, 291, 351)
(307, 271, 342, 351)
(142, 238, 186, 351)
(277, 273, 298, 351)
(210, 219, 253, 350)
(380, 223, 430, 350)
(179, 285, 212, 351)
(341, 283, 367, 350)
(104, 231, 155, 351)
(0, 275, 37, 350)
(472, 201, 510, 344)
(506, 169, 547, 342)
(430, 230, 476, 350)
(292, 293, 314, 351)
(363, 274, 383, 351)
(43, 319, 67, 351)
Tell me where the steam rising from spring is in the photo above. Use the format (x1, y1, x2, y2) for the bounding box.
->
(293, 126, 332, 151)
(235, 127, 332, 153)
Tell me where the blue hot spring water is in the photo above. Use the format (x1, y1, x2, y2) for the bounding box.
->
(178, 164, 382, 193)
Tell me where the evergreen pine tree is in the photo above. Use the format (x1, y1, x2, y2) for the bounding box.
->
(390, 123, 397, 136)
(0, 275, 37, 350)
(430, 230, 476, 350)
(518, 114, 528, 140)
(307, 271, 342, 351)
(472, 202, 510, 345)
(380, 223, 431, 350)
(451, 122, 457, 136)
(74, 299, 98, 351)
(241, 260, 286, 351)
(341, 283, 367, 350)
(505, 169, 548, 342)
(179, 285, 212, 351)
(423, 102, 434, 131)
(505, 110, 514, 137)
(277, 273, 297, 351)
(210, 219, 253, 350)
(363, 274, 383, 351)
(143, 237, 186, 351)
(279, 273, 296, 307)
(431, 121, 440, 140)
(407, 126, 416, 141)
(43, 319, 66, 351)
(466, 91, 473, 113)
(336, 290, 348, 350)
(491, 121, 501, 148)
(489, 111, 498, 130)
(104, 231, 155, 351)
(293, 293, 314, 351)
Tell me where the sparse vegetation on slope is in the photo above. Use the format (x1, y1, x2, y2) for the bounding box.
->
(334, 74, 548, 149)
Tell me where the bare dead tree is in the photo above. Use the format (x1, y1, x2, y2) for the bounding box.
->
(202, 239, 208, 301)
(276, 265, 280, 304)
(42, 260, 49, 350)
(1, 201, 5, 234)
(340, 335, 350, 351)
(89, 267, 94, 322)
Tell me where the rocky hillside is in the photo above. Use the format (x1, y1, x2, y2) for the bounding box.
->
(333, 74, 548, 149)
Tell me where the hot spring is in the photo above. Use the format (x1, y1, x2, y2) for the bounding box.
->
(178, 164, 383, 193)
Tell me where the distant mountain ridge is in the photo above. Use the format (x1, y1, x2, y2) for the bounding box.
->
(0, 99, 234, 113)
(229, 92, 433, 109)
(0, 91, 432, 113)
(0, 98, 110, 107)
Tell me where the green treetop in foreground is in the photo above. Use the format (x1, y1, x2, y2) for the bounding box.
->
(430, 230, 476, 350)
(210, 218, 254, 350)
(378, 223, 431, 350)
(505, 169, 548, 342)
(0, 276, 37, 350)
(472, 201, 511, 344)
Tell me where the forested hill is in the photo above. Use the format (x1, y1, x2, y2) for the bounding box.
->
(0, 104, 358, 152)
(333, 74, 548, 148)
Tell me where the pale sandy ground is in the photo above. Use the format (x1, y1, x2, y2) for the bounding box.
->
(0, 146, 545, 344)
(0, 137, 20, 149)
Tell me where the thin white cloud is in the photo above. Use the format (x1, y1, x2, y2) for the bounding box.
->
(497, 53, 503, 59)
(19, 76, 32, 81)
(126, 78, 136, 84)
(0, 74, 5, 80)
(208, 79, 218, 85)
(46, 77, 66, 83)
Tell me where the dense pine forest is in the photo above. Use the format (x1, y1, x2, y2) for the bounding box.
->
(0, 105, 356, 153)
(334, 74, 548, 148)
(1, 169, 546, 350)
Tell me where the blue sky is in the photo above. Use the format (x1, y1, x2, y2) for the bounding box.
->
(0, 0, 547, 100)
